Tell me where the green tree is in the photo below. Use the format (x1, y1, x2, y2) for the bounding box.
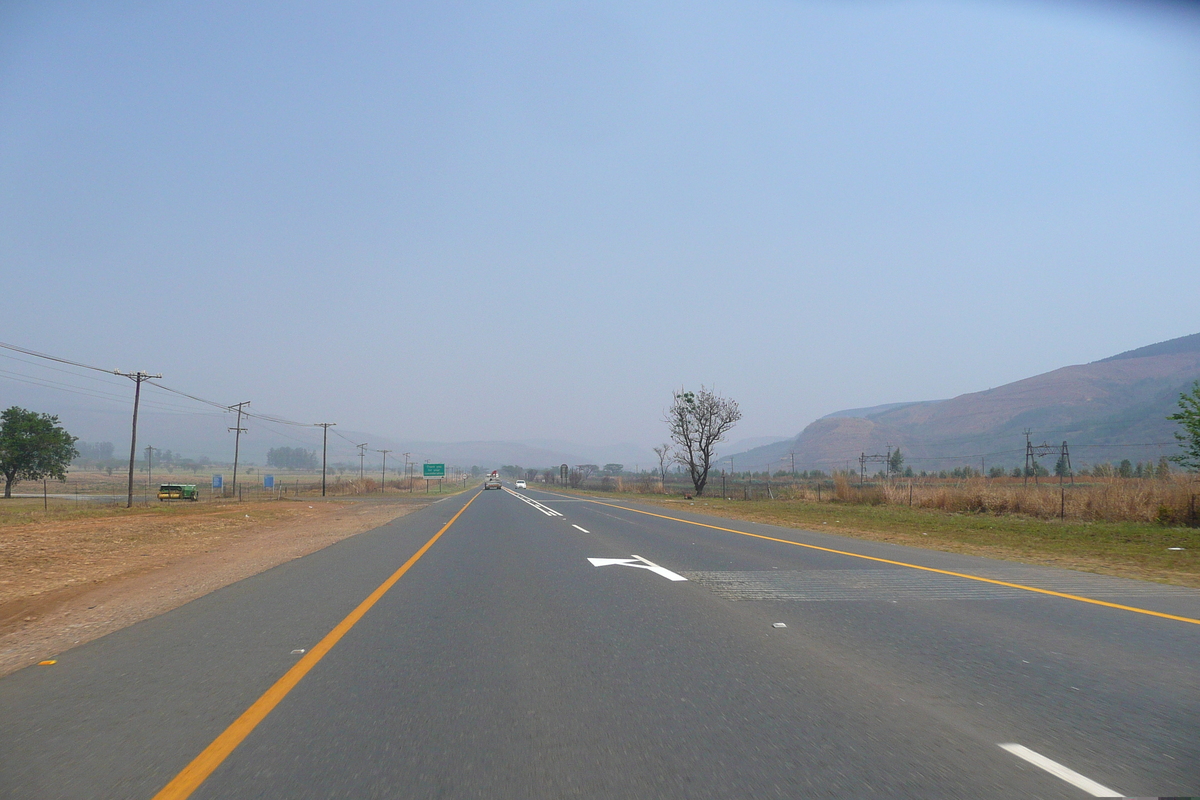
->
(888, 448, 904, 476)
(1155, 457, 1171, 479)
(602, 463, 624, 476)
(266, 447, 318, 470)
(0, 407, 79, 498)
(1168, 381, 1200, 471)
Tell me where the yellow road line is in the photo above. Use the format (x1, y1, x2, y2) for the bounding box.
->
(152, 492, 480, 800)
(584, 499, 1200, 626)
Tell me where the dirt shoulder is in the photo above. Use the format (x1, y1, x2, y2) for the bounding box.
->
(0, 498, 426, 677)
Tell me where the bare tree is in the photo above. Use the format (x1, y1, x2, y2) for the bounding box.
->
(568, 464, 595, 489)
(665, 387, 741, 497)
(652, 443, 672, 489)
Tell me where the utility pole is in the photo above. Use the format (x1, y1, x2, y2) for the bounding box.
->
(229, 401, 250, 500)
(403, 453, 411, 492)
(145, 445, 157, 489)
(1059, 441, 1071, 520)
(115, 369, 161, 508)
(316, 423, 335, 497)
(1023, 429, 1034, 486)
(357, 443, 368, 481)
(378, 449, 391, 493)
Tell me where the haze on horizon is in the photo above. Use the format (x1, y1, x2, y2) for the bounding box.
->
(2, 0, 1198, 457)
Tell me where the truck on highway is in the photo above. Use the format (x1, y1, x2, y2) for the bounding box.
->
(484, 471, 501, 490)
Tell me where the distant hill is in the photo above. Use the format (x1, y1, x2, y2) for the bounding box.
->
(724, 333, 1200, 474)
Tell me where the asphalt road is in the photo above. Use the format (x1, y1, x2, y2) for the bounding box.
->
(2, 485, 1197, 799)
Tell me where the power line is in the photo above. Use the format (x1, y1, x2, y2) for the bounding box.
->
(0, 340, 120, 374)
(0, 351, 137, 388)
(1, 339, 330, 431)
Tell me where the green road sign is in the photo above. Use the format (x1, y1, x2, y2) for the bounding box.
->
(423, 463, 446, 479)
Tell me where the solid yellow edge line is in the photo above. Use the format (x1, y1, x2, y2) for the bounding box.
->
(584, 498, 1200, 626)
(152, 492, 481, 800)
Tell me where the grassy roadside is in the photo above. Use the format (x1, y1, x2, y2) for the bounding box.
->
(548, 488, 1200, 588)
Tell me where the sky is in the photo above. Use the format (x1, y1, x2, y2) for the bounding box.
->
(2, 0, 1199, 459)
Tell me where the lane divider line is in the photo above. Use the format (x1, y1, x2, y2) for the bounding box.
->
(998, 743, 1121, 797)
(581, 499, 1200, 626)
(503, 487, 563, 517)
(152, 492, 481, 800)
(572, 524, 590, 533)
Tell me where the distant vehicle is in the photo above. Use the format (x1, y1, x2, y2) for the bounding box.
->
(157, 484, 199, 501)
(515, 480, 526, 489)
(484, 476, 502, 490)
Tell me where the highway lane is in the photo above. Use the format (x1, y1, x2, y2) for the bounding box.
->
(531, 488, 1200, 796)
(1, 485, 1197, 798)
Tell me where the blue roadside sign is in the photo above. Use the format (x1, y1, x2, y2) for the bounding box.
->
(212, 474, 223, 489)
(264, 475, 274, 488)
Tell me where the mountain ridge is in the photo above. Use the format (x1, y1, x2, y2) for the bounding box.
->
(723, 333, 1200, 473)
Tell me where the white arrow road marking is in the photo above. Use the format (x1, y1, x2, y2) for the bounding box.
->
(503, 487, 563, 517)
(998, 744, 1121, 797)
(587, 555, 688, 582)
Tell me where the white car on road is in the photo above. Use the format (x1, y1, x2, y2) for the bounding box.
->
(515, 480, 527, 489)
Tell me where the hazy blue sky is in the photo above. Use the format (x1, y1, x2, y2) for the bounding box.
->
(2, 0, 1198, 454)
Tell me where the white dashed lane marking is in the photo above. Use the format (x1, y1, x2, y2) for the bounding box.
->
(503, 487, 563, 517)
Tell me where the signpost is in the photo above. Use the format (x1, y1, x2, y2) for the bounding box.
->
(263, 475, 274, 489)
(212, 475, 223, 497)
(423, 463, 445, 494)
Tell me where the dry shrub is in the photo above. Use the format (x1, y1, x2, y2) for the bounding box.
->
(330, 478, 376, 495)
(833, 474, 853, 501)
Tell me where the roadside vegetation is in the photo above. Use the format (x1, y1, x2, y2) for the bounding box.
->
(548, 474, 1200, 587)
